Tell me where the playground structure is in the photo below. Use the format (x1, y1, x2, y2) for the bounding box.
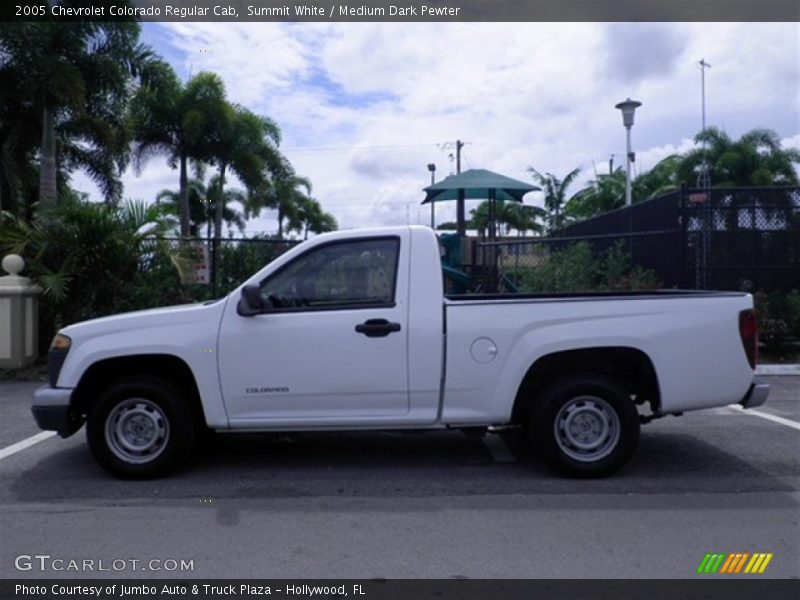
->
(422, 168, 539, 293)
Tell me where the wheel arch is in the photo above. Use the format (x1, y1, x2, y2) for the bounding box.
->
(511, 346, 660, 424)
(72, 354, 206, 425)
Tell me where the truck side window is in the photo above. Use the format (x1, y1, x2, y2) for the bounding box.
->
(259, 238, 400, 310)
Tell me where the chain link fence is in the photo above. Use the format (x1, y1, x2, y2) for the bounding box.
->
(155, 237, 298, 298)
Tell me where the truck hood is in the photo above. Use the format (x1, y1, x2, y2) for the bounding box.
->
(60, 299, 226, 342)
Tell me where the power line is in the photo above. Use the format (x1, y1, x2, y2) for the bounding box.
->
(282, 142, 442, 153)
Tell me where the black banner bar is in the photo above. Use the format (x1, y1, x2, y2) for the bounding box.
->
(2, 0, 800, 23)
(2, 580, 800, 600)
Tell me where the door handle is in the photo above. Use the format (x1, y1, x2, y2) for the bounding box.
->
(355, 319, 402, 338)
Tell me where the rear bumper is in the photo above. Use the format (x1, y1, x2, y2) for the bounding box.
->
(31, 385, 82, 438)
(739, 382, 770, 409)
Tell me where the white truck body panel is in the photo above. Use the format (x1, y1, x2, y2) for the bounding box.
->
(56, 301, 230, 428)
(40, 226, 760, 436)
(443, 293, 753, 424)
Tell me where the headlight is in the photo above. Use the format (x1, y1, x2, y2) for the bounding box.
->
(48, 334, 71, 387)
(50, 333, 71, 351)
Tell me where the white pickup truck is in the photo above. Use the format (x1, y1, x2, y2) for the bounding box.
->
(32, 226, 768, 478)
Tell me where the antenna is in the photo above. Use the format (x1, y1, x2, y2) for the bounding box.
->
(696, 59, 712, 290)
(697, 59, 711, 189)
(698, 59, 711, 132)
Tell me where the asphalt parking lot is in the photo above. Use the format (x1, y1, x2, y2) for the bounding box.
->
(0, 377, 798, 579)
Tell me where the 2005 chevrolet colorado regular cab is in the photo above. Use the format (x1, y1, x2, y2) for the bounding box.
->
(32, 226, 769, 478)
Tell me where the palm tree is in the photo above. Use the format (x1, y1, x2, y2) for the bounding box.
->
(633, 154, 682, 199)
(156, 171, 248, 238)
(0, 193, 171, 318)
(286, 197, 338, 240)
(155, 179, 207, 238)
(247, 160, 313, 239)
(564, 155, 682, 221)
(565, 168, 627, 221)
(0, 13, 152, 211)
(527, 167, 582, 234)
(504, 203, 546, 237)
(209, 102, 282, 242)
(0, 105, 38, 216)
(130, 65, 226, 237)
(470, 201, 545, 237)
(677, 127, 800, 187)
(469, 201, 491, 237)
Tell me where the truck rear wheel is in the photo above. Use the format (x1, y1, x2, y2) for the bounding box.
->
(530, 374, 639, 477)
(86, 377, 197, 479)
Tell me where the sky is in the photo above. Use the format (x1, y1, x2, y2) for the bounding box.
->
(72, 21, 800, 236)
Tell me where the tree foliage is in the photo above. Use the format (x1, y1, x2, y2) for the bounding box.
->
(0, 194, 185, 350)
(527, 167, 582, 233)
(0, 11, 153, 213)
(563, 128, 799, 222)
(677, 127, 800, 187)
(209, 102, 283, 241)
(130, 65, 228, 236)
(470, 201, 545, 237)
(155, 167, 248, 238)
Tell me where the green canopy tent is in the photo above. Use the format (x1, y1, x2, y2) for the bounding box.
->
(421, 168, 540, 238)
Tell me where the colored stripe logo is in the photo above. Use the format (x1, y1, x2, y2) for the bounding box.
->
(697, 552, 773, 574)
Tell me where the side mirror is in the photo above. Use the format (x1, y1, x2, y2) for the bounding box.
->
(237, 284, 263, 316)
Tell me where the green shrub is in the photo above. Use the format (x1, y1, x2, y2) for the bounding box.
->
(0, 197, 189, 352)
(756, 289, 800, 359)
(507, 241, 660, 294)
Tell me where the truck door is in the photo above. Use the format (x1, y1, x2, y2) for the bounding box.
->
(218, 234, 410, 424)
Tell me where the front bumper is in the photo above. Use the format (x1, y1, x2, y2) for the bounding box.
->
(739, 382, 770, 409)
(31, 386, 83, 438)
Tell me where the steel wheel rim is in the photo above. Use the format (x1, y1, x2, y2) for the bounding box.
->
(105, 398, 170, 464)
(554, 395, 620, 462)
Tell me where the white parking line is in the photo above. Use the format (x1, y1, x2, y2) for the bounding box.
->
(0, 431, 57, 461)
(483, 433, 517, 462)
(728, 405, 800, 432)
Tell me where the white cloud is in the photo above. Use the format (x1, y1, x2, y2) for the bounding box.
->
(72, 22, 799, 234)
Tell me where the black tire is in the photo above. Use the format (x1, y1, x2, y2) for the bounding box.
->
(86, 376, 197, 479)
(529, 374, 640, 478)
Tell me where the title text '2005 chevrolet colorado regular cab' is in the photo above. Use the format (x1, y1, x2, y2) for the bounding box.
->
(32, 226, 769, 478)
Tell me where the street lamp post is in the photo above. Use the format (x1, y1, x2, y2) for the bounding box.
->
(615, 98, 642, 207)
(427, 163, 436, 229)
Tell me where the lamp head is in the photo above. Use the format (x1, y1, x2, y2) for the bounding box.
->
(615, 98, 642, 128)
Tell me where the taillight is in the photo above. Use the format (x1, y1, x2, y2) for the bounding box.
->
(739, 310, 758, 369)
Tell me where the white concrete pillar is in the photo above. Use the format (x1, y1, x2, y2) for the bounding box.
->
(0, 254, 42, 369)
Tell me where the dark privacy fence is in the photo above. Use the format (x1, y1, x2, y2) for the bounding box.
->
(473, 186, 800, 293)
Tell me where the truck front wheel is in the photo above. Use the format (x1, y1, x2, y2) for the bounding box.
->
(86, 377, 197, 479)
(530, 374, 639, 477)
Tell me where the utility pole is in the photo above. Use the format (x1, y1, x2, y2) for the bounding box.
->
(427, 163, 436, 229)
(455, 139, 465, 234)
(438, 139, 467, 233)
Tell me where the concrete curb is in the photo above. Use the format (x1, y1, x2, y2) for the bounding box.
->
(756, 364, 800, 376)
